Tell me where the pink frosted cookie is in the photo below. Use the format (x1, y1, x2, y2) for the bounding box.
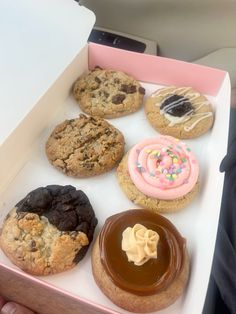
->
(117, 136, 199, 213)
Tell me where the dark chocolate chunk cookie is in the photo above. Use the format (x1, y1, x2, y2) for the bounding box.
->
(0, 185, 98, 275)
(73, 68, 145, 118)
(45, 114, 125, 177)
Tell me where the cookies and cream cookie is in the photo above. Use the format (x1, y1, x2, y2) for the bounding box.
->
(0, 185, 98, 275)
(45, 114, 125, 177)
(92, 209, 189, 313)
(73, 68, 145, 118)
(117, 136, 199, 212)
(145, 86, 214, 138)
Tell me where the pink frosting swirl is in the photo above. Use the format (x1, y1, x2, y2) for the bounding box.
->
(128, 136, 199, 200)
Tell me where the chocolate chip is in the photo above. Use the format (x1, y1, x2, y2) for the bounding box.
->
(105, 129, 112, 136)
(30, 240, 36, 248)
(120, 84, 137, 94)
(160, 94, 194, 117)
(70, 231, 77, 240)
(103, 91, 109, 98)
(73, 246, 87, 263)
(16, 212, 27, 220)
(114, 78, 120, 84)
(30, 240, 37, 252)
(95, 76, 101, 84)
(138, 87, 145, 95)
(84, 163, 93, 170)
(93, 66, 102, 70)
(112, 94, 126, 104)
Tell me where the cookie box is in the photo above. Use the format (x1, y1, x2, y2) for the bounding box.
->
(0, 1, 231, 314)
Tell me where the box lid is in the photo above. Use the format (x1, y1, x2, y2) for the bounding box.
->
(0, 0, 95, 145)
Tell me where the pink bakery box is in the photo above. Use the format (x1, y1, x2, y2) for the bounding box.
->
(0, 1, 231, 314)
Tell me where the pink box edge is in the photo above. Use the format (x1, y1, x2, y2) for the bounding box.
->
(88, 42, 226, 96)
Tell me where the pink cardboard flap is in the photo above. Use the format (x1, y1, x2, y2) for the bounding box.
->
(88, 43, 226, 96)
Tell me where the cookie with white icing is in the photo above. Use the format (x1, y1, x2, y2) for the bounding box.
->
(145, 86, 214, 139)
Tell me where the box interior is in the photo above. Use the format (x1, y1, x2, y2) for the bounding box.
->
(0, 43, 231, 314)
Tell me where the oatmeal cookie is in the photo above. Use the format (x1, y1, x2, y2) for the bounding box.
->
(73, 68, 145, 118)
(0, 185, 98, 275)
(45, 114, 125, 177)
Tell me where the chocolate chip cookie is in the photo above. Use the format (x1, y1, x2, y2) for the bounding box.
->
(73, 68, 145, 118)
(145, 86, 214, 139)
(45, 114, 125, 177)
(0, 185, 98, 275)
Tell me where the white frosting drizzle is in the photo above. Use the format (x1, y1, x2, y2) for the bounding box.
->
(152, 87, 213, 132)
(184, 112, 213, 131)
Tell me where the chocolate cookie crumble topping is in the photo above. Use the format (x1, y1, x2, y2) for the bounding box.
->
(160, 94, 194, 117)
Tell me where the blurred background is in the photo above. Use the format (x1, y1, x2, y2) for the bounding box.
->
(81, 0, 236, 89)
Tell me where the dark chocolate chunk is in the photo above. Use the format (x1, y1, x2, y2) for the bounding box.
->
(112, 94, 126, 104)
(30, 240, 37, 250)
(45, 210, 78, 231)
(30, 239, 37, 252)
(95, 76, 101, 84)
(93, 66, 103, 70)
(73, 215, 98, 263)
(138, 87, 145, 95)
(16, 185, 98, 260)
(114, 78, 120, 84)
(16, 187, 52, 215)
(17, 212, 28, 220)
(120, 84, 137, 94)
(160, 94, 194, 117)
(73, 245, 89, 264)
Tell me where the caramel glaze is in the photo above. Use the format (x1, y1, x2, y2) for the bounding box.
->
(99, 209, 186, 296)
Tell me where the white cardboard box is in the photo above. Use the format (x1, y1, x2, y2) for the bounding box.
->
(0, 1, 231, 314)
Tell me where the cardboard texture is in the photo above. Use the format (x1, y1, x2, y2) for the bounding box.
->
(0, 265, 110, 314)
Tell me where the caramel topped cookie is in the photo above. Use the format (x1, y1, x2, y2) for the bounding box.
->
(73, 68, 145, 118)
(92, 209, 189, 312)
(0, 185, 98, 275)
(45, 114, 125, 177)
(145, 86, 214, 139)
